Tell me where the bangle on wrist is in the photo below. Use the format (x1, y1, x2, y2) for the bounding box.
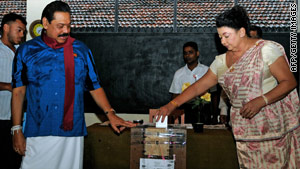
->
(11, 125, 22, 135)
(104, 108, 116, 115)
(262, 95, 268, 105)
(170, 100, 179, 108)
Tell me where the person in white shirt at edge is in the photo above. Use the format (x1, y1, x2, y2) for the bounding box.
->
(0, 13, 26, 169)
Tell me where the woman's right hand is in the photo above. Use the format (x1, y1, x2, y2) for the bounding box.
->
(155, 102, 177, 123)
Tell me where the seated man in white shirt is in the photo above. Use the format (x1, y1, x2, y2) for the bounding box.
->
(169, 41, 208, 98)
(169, 41, 213, 124)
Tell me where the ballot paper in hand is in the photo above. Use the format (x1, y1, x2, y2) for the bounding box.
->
(156, 116, 168, 128)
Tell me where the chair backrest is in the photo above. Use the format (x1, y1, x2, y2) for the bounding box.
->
(149, 109, 185, 124)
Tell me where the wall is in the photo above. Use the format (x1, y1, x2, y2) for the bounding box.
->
(26, 0, 53, 41)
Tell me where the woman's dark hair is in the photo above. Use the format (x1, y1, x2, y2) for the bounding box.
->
(183, 41, 198, 52)
(41, 1, 71, 24)
(216, 5, 250, 37)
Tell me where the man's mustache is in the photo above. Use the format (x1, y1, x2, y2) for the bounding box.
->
(58, 33, 69, 37)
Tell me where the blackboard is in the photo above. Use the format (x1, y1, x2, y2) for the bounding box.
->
(72, 32, 296, 114)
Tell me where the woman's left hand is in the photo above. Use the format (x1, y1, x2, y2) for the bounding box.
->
(240, 96, 266, 119)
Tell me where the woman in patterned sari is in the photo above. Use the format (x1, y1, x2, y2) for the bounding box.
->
(156, 5, 300, 168)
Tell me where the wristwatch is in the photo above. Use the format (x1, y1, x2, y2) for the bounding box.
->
(104, 108, 116, 115)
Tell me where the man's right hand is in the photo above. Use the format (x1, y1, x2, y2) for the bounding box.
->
(13, 131, 26, 156)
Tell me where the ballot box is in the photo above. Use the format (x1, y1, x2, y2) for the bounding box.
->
(130, 125, 186, 169)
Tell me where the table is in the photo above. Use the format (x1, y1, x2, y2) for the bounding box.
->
(84, 124, 239, 169)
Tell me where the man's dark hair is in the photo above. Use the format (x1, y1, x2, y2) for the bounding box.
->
(250, 25, 263, 38)
(1, 13, 27, 34)
(216, 5, 250, 37)
(183, 41, 198, 52)
(41, 1, 71, 24)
